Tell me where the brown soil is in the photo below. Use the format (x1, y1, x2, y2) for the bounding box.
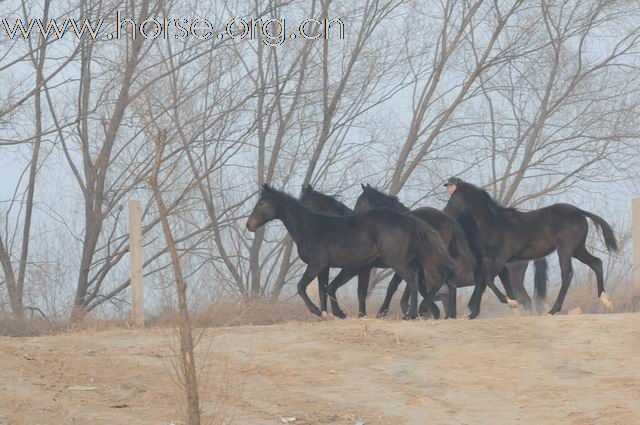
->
(1, 313, 639, 425)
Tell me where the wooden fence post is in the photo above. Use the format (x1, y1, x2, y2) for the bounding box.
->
(129, 199, 144, 327)
(633, 199, 640, 294)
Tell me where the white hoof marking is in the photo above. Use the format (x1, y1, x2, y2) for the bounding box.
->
(600, 293, 614, 310)
(507, 298, 519, 308)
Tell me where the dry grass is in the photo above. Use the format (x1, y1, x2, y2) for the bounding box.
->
(451, 278, 640, 318)
(0, 314, 65, 337)
(145, 280, 640, 330)
(3, 279, 638, 337)
(557, 280, 640, 314)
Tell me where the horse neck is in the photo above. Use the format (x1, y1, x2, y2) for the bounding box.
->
(321, 196, 351, 215)
(393, 202, 410, 213)
(378, 196, 409, 212)
(277, 199, 311, 243)
(319, 200, 346, 215)
(469, 202, 502, 234)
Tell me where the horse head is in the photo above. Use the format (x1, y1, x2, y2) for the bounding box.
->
(246, 184, 279, 232)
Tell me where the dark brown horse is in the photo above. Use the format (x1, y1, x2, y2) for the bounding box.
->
(353, 184, 537, 317)
(299, 185, 444, 318)
(297, 186, 356, 316)
(440, 186, 549, 313)
(247, 184, 456, 319)
(443, 178, 618, 318)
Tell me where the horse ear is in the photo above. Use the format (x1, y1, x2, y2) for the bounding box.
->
(262, 183, 271, 192)
(305, 184, 313, 193)
(361, 183, 367, 191)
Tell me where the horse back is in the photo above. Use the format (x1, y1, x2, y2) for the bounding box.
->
(410, 207, 455, 242)
(519, 203, 589, 229)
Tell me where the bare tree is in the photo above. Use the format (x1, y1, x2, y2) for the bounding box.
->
(149, 130, 201, 425)
(1, 0, 638, 319)
(0, 0, 65, 320)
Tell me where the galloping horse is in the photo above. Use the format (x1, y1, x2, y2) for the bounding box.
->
(247, 184, 456, 319)
(443, 178, 618, 318)
(354, 184, 548, 315)
(299, 185, 443, 318)
(355, 185, 547, 310)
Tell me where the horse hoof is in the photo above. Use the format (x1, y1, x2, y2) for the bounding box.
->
(599, 293, 613, 310)
(507, 298, 519, 308)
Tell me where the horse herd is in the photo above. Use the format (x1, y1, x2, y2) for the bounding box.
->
(246, 178, 619, 320)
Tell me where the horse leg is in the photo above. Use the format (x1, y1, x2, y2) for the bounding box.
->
(420, 256, 455, 318)
(431, 276, 456, 319)
(404, 286, 439, 318)
(493, 269, 510, 304)
(401, 284, 438, 318)
(401, 262, 431, 315)
(297, 264, 324, 317)
(496, 265, 520, 308)
(421, 285, 444, 319)
(400, 284, 410, 316)
(468, 260, 503, 319)
(317, 268, 330, 315)
(573, 244, 608, 307)
(377, 273, 403, 318)
(446, 281, 457, 319)
(421, 299, 441, 319)
(548, 249, 574, 315)
(508, 261, 532, 310)
(327, 268, 359, 319)
(416, 264, 439, 318)
(496, 267, 521, 309)
(357, 268, 371, 318)
(396, 266, 419, 320)
(433, 291, 447, 319)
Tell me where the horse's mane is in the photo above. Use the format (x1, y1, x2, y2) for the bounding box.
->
(303, 187, 354, 215)
(262, 185, 303, 208)
(457, 181, 518, 220)
(362, 185, 410, 212)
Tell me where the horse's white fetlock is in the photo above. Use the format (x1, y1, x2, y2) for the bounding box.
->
(600, 292, 613, 310)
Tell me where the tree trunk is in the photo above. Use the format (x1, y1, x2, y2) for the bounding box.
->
(150, 132, 200, 425)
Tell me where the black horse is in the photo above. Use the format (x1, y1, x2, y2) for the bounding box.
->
(353, 184, 537, 317)
(297, 186, 356, 316)
(452, 206, 549, 313)
(247, 184, 456, 319)
(299, 185, 443, 319)
(443, 178, 618, 318)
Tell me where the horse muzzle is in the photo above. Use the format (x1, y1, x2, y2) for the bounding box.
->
(246, 218, 258, 232)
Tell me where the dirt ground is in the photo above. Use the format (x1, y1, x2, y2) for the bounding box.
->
(1, 313, 639, 425)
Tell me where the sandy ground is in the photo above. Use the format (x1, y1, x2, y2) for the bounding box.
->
(1, 313, 639, 425)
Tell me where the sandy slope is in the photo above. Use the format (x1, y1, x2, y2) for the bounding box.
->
(1, 314, 639, 425)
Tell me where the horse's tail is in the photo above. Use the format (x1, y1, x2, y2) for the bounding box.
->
(409, 216, 456, 282)
(533, 257, 548, 311)
(577, 209, 619, 253)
